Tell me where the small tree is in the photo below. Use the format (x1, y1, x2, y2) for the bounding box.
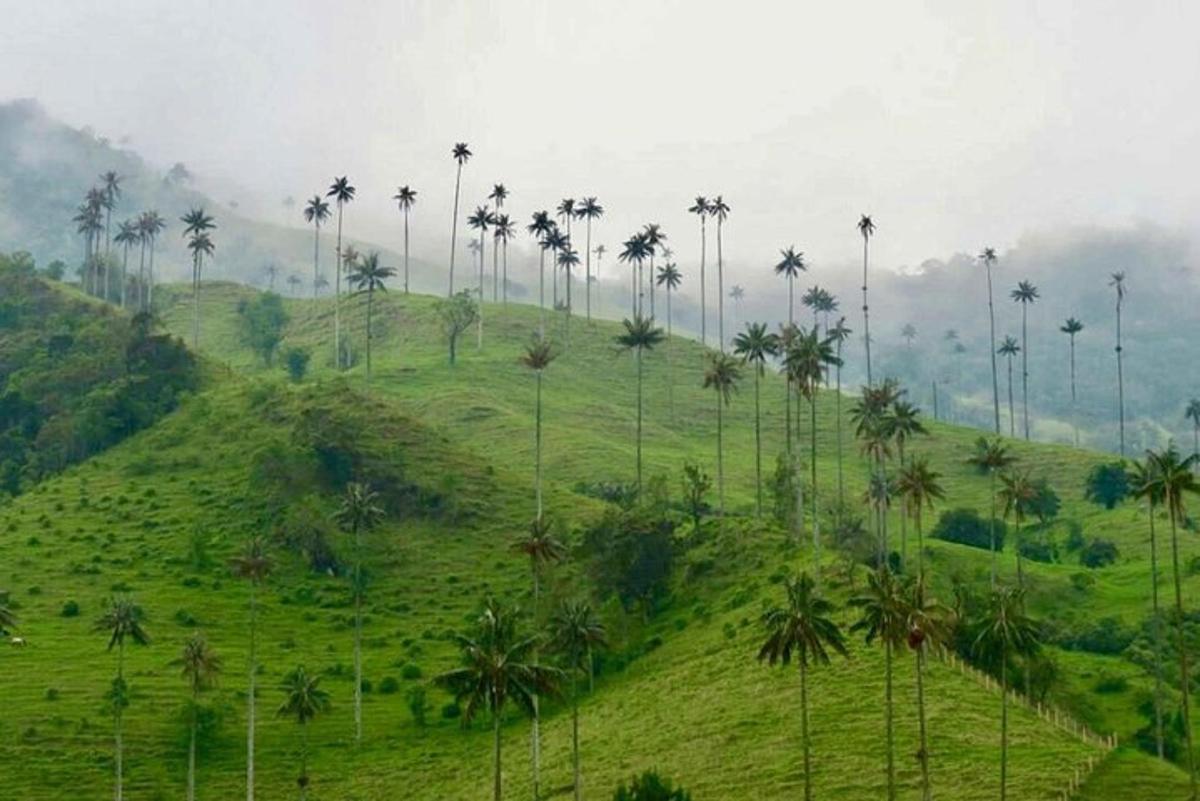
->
(680, 462, 711, 534)
(435, 291, 479, 365)
(1086, 462, 1131, 509)
(278, 666, 330, 801)
(284, 348, 311, 382)
(236, 293, 289, 365)
(613, 771, 692, 801)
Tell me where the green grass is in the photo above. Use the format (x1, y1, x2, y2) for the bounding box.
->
(0, 279, 1190, 798)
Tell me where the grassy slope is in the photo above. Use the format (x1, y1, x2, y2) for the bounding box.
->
(0, 279, 1177, 798)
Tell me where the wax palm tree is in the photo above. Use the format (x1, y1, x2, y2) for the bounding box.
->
(703, 352, 742, 518)
(138, 210, 166, 309)
(801, 285, 826, 329)
(1186, 399, 1200, 458)
(1110, 271, 1128, 456)
(493, 214, 514, 305)
(325, 176, 356, 368)
(998, 471, 1037, 585)
(979, 247, 1002, 433)
(467, 205, 495, 349)
(100, 171, 121, 259)
(774, 247, 806, 327)
(550, 601, 608, 801)
(513, 518, 567, 799)
(759, 573, 848, 801)
(1060, 318, 1085, 446)
(656, 263, 682, 337)
(287, 274, 302, 295)
(618, 232, 653, 318)
(889, 398, 928, 565)
(901, 324, 917, 349)
(303, 195, 331, 299)
(968, 437, 1017, 586)
(616, 315, 666, 494)
(389, 186, 416, 294)
(555, 199, 576, 306)
(74, 200, 103, 295)
(1129, 457, 1167, 759)
(734, 323, 780, 516)
(186, 230, 215, 347)
(858, 215, 877, 385)
(895, 457, 944, 578)
(689, 196, 712, 345)
(448, 143, 472, 294)
(520, 338, 558, 518)
(998, 336, 1020, 437)
(335, 482, 383, 743)
(528, 211, 554, 327)
(973, 586, 1040, 801)
(1010, 280, 1039, 439)
(113, 219, 138, 308)
(347, 253, 395, 387)
(829, 318, 853, 512)
(264, 263, 279, 292)
(851, 567, 908, 801)
(436, 600, 561, 801)
(576, 197, 604, 320)
(179, 633, 221, 801)
(278, 667, 330, 801)
(558, 245, 581, 336)
(642, 223, 666, 317)
(1147, 445, 1200, 795)
(314, 273, 328, 295)
(594, 244, 607, 315)
(903, 578, 951, 801)
(95, 597, 150, 801)
(729, 285, 745, 333)
(711, 196, 730, 350)
(230, 537, 272, 801)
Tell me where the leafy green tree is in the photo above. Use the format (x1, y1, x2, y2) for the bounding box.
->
(436, 600, 561, 801)
(979, 247, 1002, 434)
(972, 586, 1041, 801)
(759, 573, 848, 801)
(681, 462, 712, 534)
(733, 322, 780, 515)
(688, 196, 712, 346)
(858, 214, 877, 385)
(95, 597, 151, 801)
(285, 348, 311, 382)
(278, 666, 330, 801)
(436, 291, 479, 365)
(521, 338, 558, 519)
(230, 537, 272, 801)
(550, 600, 608, 801)
(615, 315, 665, 494)
(237, 293, 289, 365)
(967, 437, 1017, 585)
(702, 352, 742, 517)
(335, 482, 384, 743)
(1060, 317, 1084, 445)
(392, 186, 417, 294)
(347, 252, 395, 387)
(613, 771, 692, 801)
(179, 633, 221, 801)
(326, 176, 356, 369)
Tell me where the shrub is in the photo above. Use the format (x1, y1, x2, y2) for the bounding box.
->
(931, 508, 1006, 551)
(440, 701, 460, 720)
(1085, 462, 1131, 509)
(400, 663, 423, 680)
(1094, 675, 1130, 694)
(1080, 538, 1119, 568)
(236, 293, 289, 365)
(1018, 533, 1057, 564)
(407, 686, 429, 726)
(378, 676, 400, 695)
(613, 771, 693, 801)
(581, 508, 676, 616)
(1027, 479, 1061, 524)
(284, 347, 311, 382)
(1052, 616, 1135, 655)
(60, 600, 80, 618)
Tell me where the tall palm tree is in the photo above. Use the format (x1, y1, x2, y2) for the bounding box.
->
(138, 211, 166, 310)
(467, 205, 495, 349)
(1129, 458, 1167, 760)
(979, 247, 1002, 434)
(858, 214, 877, 386)
(95, 597, 151, 801)
(711, 196, 730, 350)
(230, 538, 272, 801)
(851, 567, 908, 801)
(1010, 280, 1039, 440)
(615, 315, 666, 494)
(347, 253, 395, 387)
(657, 262, 683, 417)
(642, 223, 666, 317)
(391, 186, 417, 294)
(448, 143, 472, 295)
(688, 196, 712, 345)
(758, 573, 848, 801)
(335, 482, 383, 744)
(968, 437, 1016, 586)
(1110, 272, 1128, 456)
(774, 247, 806, 327)
(998, 336, 1021, 437)
(436, 600, 561, 801)
(558, 245, 581, 338)
(113, 220, 138, 309)
(179, 633, 221, 801)
(998, 471, 1036, 585)
(972, 586, 1040, 801)
(278, 667, 330, 801)
(555, 199, 576, 307)
(895, 456, 944, 578)
(521, 338, 558, 519)
(703, 352, 742, 518)
(830, 318, 853, 513)
(889, 399, 927, 570)
(513, 518, 567, 799)
(576, 197, 604, 320)
(801, 285, 826, 329)
(326, 177, 356, 369)
(1147, 445, 1200, 796)
(734, 322, 780, 516)
(493, 214, 515, 306)
(901, 323, 917, 349)
(903, 578, 951, 801)
(593, 244, 607, 316)
(303, 195, 331, 299)
(550, 601, 608, 801)
(618, 232, 653, 318)
(186, 230, 215, 347)
(100, 171, 122, 261)
(1060, 318, 1085, 446)
(528, 211, 554, 329)
(1186, 399, 1200, 458)
(729, 285, 745, 333)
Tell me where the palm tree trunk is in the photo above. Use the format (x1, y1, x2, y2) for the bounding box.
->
(247, 583, 257, 801)
(1149, 501, 1165, 758)
(1115, 296, 1125, 457)
(810, 391, 820, 586)
(572, 671, 581, 801)
(120, 245, 129, 309)
(535, 370, 543, 520)
(584, 219, 592, 321)
(885, 640, 896, 801)
(538, 249, 546, 337)
(754, 368, 762, 517)
(531, 567, 542, 801)
(699, 217, 707, 347)
(312, 223, 320, 299)
(916, 644, 931, 801)
(115, 641, 125, 801)
(836, 345, 845, 517)
(354, 524, 363, 743)
(716, 395, 725, 518)
(636, 346, 643, 493)
(192, 253, 201, 348)
(1069, 335, 1079, 447)
(335, 203, 344, 369)
(916, 510, 925, 578)
(785, 377, 793, 454)
(862, 236, 873, 387)
(1169, 509, 1198, 797)
(1021, 305, 1030, 440)
(503, 239, 509, 307)
(477, 232, 485, 351)
(403, 211, 410, 294)
(666, 290, 674, 420)
(147, 234, 157, 309)
(648, 253, 655, 318)
(800, 658, 813, 801)
(1007, 358, 1015, 437)
(449, 163, 463, 296)
(1014, 519, 1023, 587)
(986, 260, 1000, 433)
(1000, 655, 1009, 801)
(365, 289, 374, 388)
(188, 698, 198, 801)
(299, 720, 309, 801)
(989, 471, 998, 587)
(788, 275, 794, 327)
(716, 220, 725, 351)
(493, 711, 503, 801)
(492, 231, 499, 302)
(137, 238, 146, 311)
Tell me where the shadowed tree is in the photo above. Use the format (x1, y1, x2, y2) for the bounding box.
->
(688, 196, 712, 345)
(968, 437, 1017, 586)
(181, 208, 216, 349)
(392, 186, 417, 294)
(903, 577, 951, 801)
(999, 470, 1037, 585)
(95, 597, 150, 801)
(576, 197, 604, 320)
(1129, 458, 1167, 759)
(278, 667, 330, 801)
(436, 291, 479, 365)
(973, 586, 1040, 801)
(998, 336, 1020, 437)
(616, 315, 666, 494)
(703, 352, 742, 518)
(1060, 317, 1085, 446)
(467, 205, 495, 350)
(1110, 271, 1128, 456)
(851, 567, 908, 801)
(493, 214, 514, 305)
(179, 633, 221, 801)
(895, 456, 944, 578)
(858, 215, 877, 385)
(448, 143, 472, 295)
(1186, 399, 1200, 458)
(326, 177, 356, 369)
(829, 318, 853, 513)
(230, 537, 272, 801)
(335, 482, 384, 743)
(711, 196, 730, 350)
(1010, 280, 1039, 439)
(642, 223, 666, 317)
(774, 246, 806, 328)
(901, 323, 917, 349)
(619, 232, 653, 319)
(555, 199, 576, 306)
(759, 573, 848, 801)
(100, 171, 121, 261)
(550, 601, 608, 801)
(527, 211, 554, 330)
(979, 247, 1002, 433)
(734, 322, 780, 516)
(113, 219, 138, 308)
(137, 210, 166, 310)
(347, 252, 395, 387)
(521, 338, 558, 519)
(436, 600, 561, 801)
(303, 195, 331, 299)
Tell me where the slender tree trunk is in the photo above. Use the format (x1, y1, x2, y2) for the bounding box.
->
(916, 645, 931, 801)
(365, 290, 374, 388)
(403, 211, 410, 294)
(538, 249, 546, 337)
(192, 253, 201, 348)
(354, 523, 363, 743)
(299, 721, 309, 801)
(449, 164, 462, 296)
(1069, 335, 1079, 447)
(1007, 358, 1015, 437)
(147, 234, 156, 309)
(535, 370, 543, 519)
(313, 223, 320, 299)
(810, 390, 820, 586)
(492, 230, 499, 302)
(716, 220, 725, 351)
(493, 712, 503, 801)
(788, 275, 794, 327)
(120, 245, 129, 309)
(1149, 501, 1165, 759)
(531, 567, 542, 801)
(699, 217, 707, 347)
(1169, 509, 1197, 798)
(754, 368, 763, 517)
(636, 346, 643, 493)
(585, 219, 592, 320)
(989, 470, 998, 587)
(477, 232, 485, 351)
(188, 698, 197, 801)
(800, 659, 813, 801)
(666, 289, 674, 420)
(1014, 518, 1023, 587)
(247, 583, 257, 801)
(1116, 297, 1125, 457)
(986, 260, 1000, 433)
(502, 239, 509, 307)
(836, 344, 845, 517)
(885, 640, 896, 801)
(115, 641, 125, 801)
(1000, 655, 1009, 801)
(862, 236, 873, 387)
(916, 509, 925, 578)
(572, 672, 581, 801)
(335, 203, 344, 369)
(1021, 304, 1030, 440)
(137, 239, 146, 311)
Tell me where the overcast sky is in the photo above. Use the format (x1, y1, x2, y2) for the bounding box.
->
(3, 0, 1199, 282)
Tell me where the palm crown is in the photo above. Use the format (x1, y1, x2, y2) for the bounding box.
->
(656, 262, 682, 290)
(1010, 280, 1039, 304)
(278, 666, 330, 725)
(688, 196, 711, 217)
(703, 352, 742, 405)
(775, 246, 806, 278)
(615, 314, 665, 352)
(759, 573, 847, 668)
(347, 252, 395, 294)
(998, 336, 1020, 356)
(393, 186, 417, 211)
(576, 196, 603, 220)
(303, 195, 331, 224)
(858, 214, 876, 239)
(733, 322, 780, 375)
(95, 597, 151, 652)
(452, 143, 472, 164)
(326, 176, 356, 205)
(1060, 317, 1084, 336)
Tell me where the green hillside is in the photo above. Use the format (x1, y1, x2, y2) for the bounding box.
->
(0, 272, 1192, 799)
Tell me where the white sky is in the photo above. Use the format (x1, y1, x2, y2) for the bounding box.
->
(3, 0, 1199, 281)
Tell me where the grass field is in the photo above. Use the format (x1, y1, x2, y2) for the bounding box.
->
(0, 278, 1193, 799)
